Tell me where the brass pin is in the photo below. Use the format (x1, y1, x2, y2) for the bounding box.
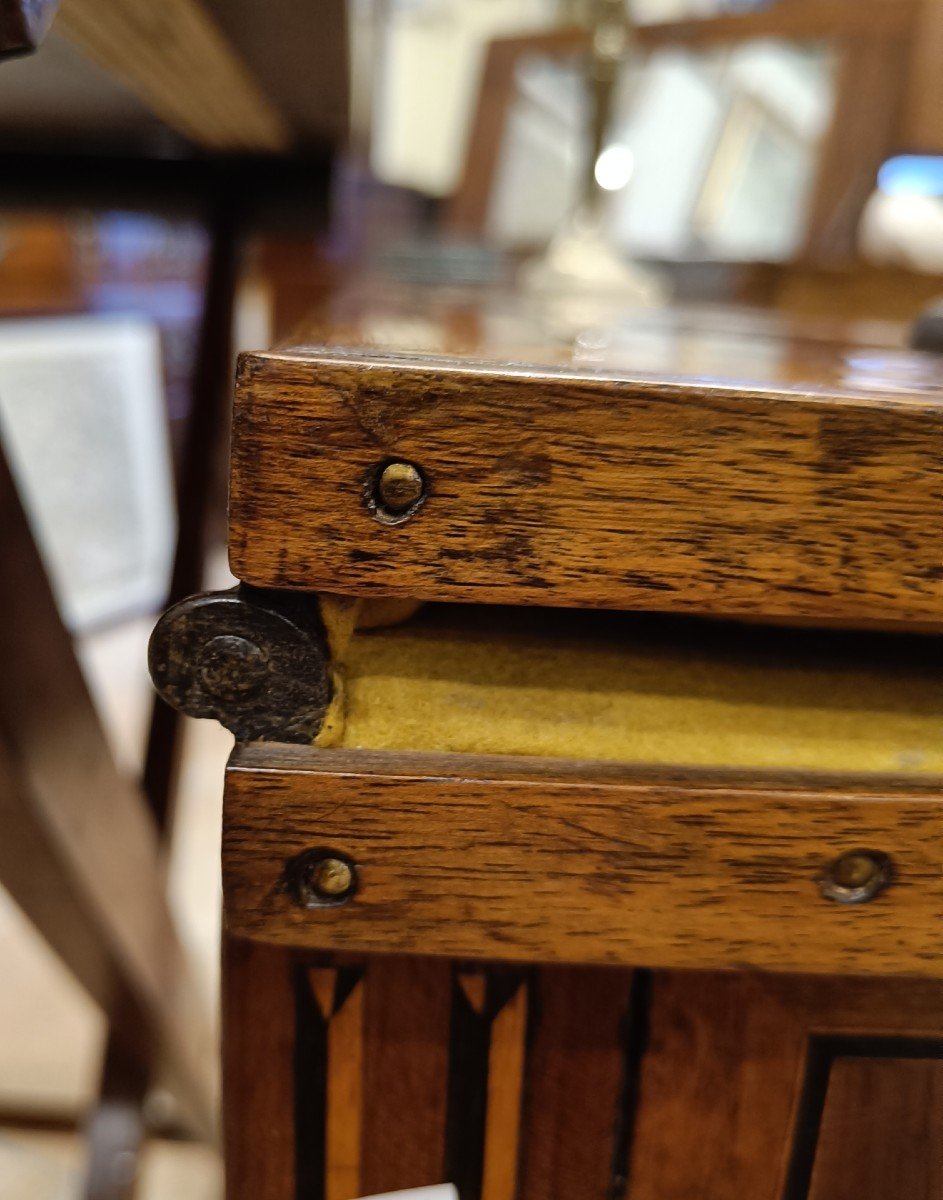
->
(309, 856, 355, 900)
(818, 850, 891, 904)
(376, 461, 424, 513)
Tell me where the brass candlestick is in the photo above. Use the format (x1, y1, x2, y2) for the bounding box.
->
(521, 0, 667, 314)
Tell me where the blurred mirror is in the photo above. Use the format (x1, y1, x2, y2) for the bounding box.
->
(484, 38, 835, 259)
(357, 1, 838, 264)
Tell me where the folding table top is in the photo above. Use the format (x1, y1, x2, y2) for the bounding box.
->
(229, 286, 943, 628)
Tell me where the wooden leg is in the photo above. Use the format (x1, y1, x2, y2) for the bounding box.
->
(0, 445, 215, 1141)
(82, 1040, 149, 1200)
(143, 197, 239, 833)
(80, 199, 238, 1197)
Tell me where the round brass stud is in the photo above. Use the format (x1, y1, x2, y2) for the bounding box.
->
(376, 461, 424, 513)
(818, 850, 891, 904)
(310, 856, 354, 898)
(290, 849, 358, 907)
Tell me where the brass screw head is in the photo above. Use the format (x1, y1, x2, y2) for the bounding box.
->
(311, 856, 354, 897)
(376, 461, 424, 513)
(298, 853, 357, 906)
(818, 850, 891, 904)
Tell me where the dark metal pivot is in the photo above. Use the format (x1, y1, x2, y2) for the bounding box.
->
(911, 297, 943, 353)
(148, 585, 331, 742)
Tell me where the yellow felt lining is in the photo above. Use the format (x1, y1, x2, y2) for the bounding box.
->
(315, 596, 425, 747)
(325, 604, 942, 774)
(312, 594, 358, 748)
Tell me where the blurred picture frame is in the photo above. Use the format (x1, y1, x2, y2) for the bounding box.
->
(690, 86, 819, 260)
(445, 0, 928, 263)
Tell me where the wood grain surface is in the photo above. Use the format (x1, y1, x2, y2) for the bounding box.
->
(221, 948, 943, 1200)
(223, 746, 943, 977)
(223, 937, 297, 1200)
(230, 954, 453, 1200)
(519, 967, 634, 1200)
(627, 970, 943, 1200)
(806, 1057, 943, 1200)
(359, 957, 452, 1197)
(230, 338, 943, 624)
(314, 969, 364, 1200)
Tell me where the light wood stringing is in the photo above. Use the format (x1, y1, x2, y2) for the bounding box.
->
(482, 982, 528, 1200)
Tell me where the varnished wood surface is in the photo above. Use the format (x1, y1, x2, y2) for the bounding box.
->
(806, 1058, 943, 1200)
(224, 746, 943, 977)
(359, 957, 452, 1196)
(231, 299, 943, 625)
(280, 260, 916, 362)
(222, 944, 943, 1200)
(519, 967, 633, 1200)
(223, 937, 296, 1200)
(627, 970, 943, 1200)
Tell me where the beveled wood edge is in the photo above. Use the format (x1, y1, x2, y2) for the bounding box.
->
(227, 743, 943, 798)
(235, 348, 943, 411)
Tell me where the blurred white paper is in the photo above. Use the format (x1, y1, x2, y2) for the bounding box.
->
(0, 314, 175, 630)
(360, 1187, 458, 1200)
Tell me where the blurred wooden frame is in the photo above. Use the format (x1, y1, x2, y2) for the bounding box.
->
(0, 178, 240, 1195)
(446, 0, 943, 262)
(0, 0, 290, 152)
(0, 443, 216, 1144)
(0, 0, 58, 56)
